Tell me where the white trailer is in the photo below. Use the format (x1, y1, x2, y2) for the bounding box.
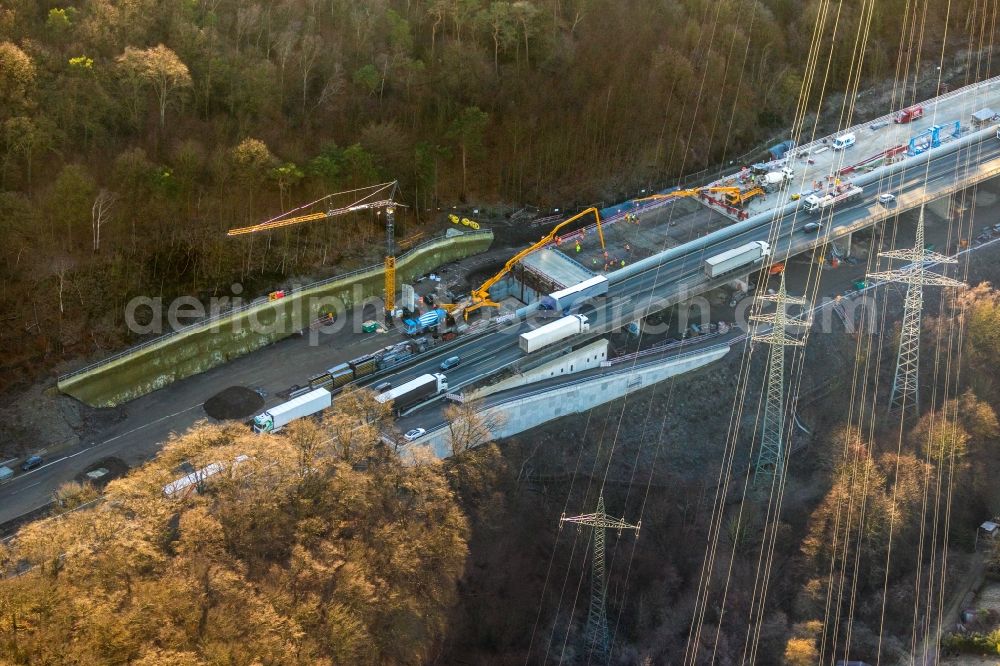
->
(519, 314, 590, 353)
(540, 275, 609, 313)
(376, 373, 448, 412)
(803, 185, 863, 213)
(252, 388, 332, 433)
(703, 241, 771, 278)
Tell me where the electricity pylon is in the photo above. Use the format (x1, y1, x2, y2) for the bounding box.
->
(751, 272, 809, 486)
(559, 495, 641, 664)
(868, 207, 964, 415)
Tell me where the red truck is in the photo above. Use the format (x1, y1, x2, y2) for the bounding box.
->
(895, 105, 924, 123)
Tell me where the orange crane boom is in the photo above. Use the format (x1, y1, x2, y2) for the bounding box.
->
(464, 207, 604, 319)
(226, 199, 396, 236)
(225, 182, 401, 315)
(637, 184, 766, 208)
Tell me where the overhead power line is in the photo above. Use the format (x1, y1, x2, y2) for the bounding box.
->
(559, 495, 640, 664)
(750, 273, 810, 486)
(867, 206, 965, 415)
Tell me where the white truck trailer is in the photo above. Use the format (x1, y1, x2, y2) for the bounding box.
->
(252, 388, 332, 433)
(540, 276, 609, 313)
(519, 314, 590, 353)
(375, 373, 448, 413)
(703, 241, 771, 279)
(803, 185, 863, 213)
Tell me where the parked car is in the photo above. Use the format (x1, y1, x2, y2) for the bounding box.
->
(21, 455, 43, 472)
(877, 193, 896, 205)
(403, 428, 427, 442)
(439, 355, 461, 371)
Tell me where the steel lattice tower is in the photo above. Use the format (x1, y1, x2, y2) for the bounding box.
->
(868, 207, 964, 415)
(751, 272, 809, 485)
(559, 495, 641, 664)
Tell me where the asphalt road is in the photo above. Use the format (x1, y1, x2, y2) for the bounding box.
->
(382, 137, 1000, 431)
(1, 136, 997, 526)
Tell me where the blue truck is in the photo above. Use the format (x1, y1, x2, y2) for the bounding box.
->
(403, 308, 448, 336)
(768, 139, 796, 160)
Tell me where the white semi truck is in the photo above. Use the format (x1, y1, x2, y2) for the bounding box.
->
(802, 184, 863, 213)
(375, 373, 448, 413)
(703, 241, 771, 278)
(519, 314, 590, 353)
(252, 388, 332, 433)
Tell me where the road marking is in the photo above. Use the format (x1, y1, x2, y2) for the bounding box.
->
(14, 403, 204, 481)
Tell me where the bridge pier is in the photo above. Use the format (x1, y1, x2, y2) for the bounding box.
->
(926, 194, 951, 221)
(832, 230, 852, 259)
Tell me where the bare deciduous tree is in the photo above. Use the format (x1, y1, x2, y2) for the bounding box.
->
(91, 188, 117, 252)
(443, 400, 506, 457)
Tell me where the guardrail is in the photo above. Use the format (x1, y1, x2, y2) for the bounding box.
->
(703, 72, 1000, 187)
(417, 341, 735, 443)
(57, 229, 493, 383)
(792, 73, 1000, 161)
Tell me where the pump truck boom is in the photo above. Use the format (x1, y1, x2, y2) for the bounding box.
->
(464, 207, 605, 319)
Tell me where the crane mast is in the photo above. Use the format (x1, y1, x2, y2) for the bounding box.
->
(226, 181, 401, 321)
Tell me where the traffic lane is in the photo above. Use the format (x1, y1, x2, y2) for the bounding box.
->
(382, 134, 1000, 390)
(0, 401, 205, 523)
(620, 142, 998, 294)
(385, 144, 1000, 432)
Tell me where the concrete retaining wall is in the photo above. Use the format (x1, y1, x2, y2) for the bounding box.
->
(59, 231, 494, 407)
(466, 339, 609, 400)
(417, 343, 730, 457)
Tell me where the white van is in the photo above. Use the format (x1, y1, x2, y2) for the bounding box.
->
(832, 133, 856, 150)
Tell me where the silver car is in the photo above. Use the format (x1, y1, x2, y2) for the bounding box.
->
(403, 428, 427, 442)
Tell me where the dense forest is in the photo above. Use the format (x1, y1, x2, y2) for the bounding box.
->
(0, 389, 503, 664)
(0, 0, 978, 392)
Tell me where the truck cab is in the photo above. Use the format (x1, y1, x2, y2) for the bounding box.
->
(895, 105, 923, 123)
(802, 194, 826, 212)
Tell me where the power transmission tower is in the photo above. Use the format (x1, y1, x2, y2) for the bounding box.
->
(867, 207, 964, 415)
(751, 272, 809, 486)
(559, 495, 641, 664)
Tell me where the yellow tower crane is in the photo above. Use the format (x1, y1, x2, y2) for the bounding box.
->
(227, 181, 401, 317)
(464, 207, 605, 319)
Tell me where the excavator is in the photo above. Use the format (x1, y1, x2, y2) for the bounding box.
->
(463, 207, 605, 320)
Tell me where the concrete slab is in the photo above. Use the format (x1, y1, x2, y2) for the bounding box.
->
(517, 196, 734, 289)
(520, 247, 594, 288)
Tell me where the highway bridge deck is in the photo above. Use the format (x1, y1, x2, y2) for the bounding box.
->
(515, 74, 1000, 295)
